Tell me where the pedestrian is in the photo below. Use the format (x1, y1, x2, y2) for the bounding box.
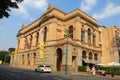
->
(92, 66, 96, 75)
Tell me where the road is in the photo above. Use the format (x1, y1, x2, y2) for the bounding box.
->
(0, 65, 119, 80)
(0, 65, 71, 80)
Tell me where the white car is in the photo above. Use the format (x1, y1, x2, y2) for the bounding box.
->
(35, 65, 52, 73)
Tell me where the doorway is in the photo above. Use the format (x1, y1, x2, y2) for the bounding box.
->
(72, 56, 76, 72)
(56, 48, 62, 71)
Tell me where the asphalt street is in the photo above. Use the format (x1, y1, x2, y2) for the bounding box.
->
(0, 65, 71, 80)
(0, 65, 119, 80)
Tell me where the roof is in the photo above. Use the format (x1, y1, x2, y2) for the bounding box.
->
(17, 5, 98, 37)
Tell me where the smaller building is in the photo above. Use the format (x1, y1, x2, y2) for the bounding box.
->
(100, 26, 120, 64)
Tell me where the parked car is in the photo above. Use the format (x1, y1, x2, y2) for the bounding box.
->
(96, 70, 106, 76)
(35, 65, 52, 73)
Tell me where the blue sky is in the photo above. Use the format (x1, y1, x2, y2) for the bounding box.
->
(0, 0, 120, 51)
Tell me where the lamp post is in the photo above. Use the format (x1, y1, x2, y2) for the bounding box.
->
(64, 28, 69, 74)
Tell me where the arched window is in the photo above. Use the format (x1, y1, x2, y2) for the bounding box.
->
(88, 29, 91, 44)
(89, 52, 92, 60)
(33, 53, 36, 65)
(33, 53, 36, 58)
(93, 35, 96, 46)
(82, 51, 86, 59)
(27, 54, 30, 65)
(99, 31, 101, 42)
(36, 32, 39, 46)
(43, 27, 47, 43)
(24, 37, 28, 49)
(69, 26, 73, 39)
(22, 55, 24, 65)
(94, 53, 98, 61)
(81, 30, 85, 43)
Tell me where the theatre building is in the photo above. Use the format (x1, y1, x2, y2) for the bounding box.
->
(10, 5, 102, 72)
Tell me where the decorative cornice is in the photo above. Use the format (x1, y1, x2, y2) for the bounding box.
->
(17, 7, 99, 37)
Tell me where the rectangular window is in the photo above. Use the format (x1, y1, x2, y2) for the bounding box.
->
(81, 31, 85, 43)
(88, 29, 91, 44)
(43, 27, 47, 43)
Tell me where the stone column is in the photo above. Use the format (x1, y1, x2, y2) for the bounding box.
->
(77, 47, 82, 66)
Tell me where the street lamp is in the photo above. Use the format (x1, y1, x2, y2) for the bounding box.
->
(64, 28, 70, 74)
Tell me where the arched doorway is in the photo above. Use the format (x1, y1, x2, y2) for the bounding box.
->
(72, 56, 76, 72)
(82, 51, 87, 66)
(56, 48, 62, 71)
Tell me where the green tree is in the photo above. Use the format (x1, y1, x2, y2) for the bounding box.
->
(7, 48, 15, 64)
(8, 48, 15, 53)
(0, 51, 8, 63)
(0, 0, 23, 19)
(5, 56, 11, 63)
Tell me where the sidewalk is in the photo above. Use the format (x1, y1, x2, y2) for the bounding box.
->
(106, 74, 120, 79)
(73, 72, 120, 79)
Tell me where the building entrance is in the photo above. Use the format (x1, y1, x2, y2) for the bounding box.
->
(72, 56, 76, 72)
(56, 48, 62, 71)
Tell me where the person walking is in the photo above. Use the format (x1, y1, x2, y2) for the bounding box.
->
(92, 66, 96, 75)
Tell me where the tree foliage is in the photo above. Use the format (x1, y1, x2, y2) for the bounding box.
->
(5, 56, 11, 63)
(0, 0, 23, 19)
(0, 51, 8, 62)
(8, 48, 15, 53)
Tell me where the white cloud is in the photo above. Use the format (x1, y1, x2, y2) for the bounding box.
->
(23, 0, 48, 10)
(80, 0, 97, 11)
(13, 0, 48, 19)
(93, 3, 120, 19)
(13, 4, 28, 19)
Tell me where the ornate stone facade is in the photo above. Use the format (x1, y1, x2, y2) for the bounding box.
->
(10, 5, 120, 72)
